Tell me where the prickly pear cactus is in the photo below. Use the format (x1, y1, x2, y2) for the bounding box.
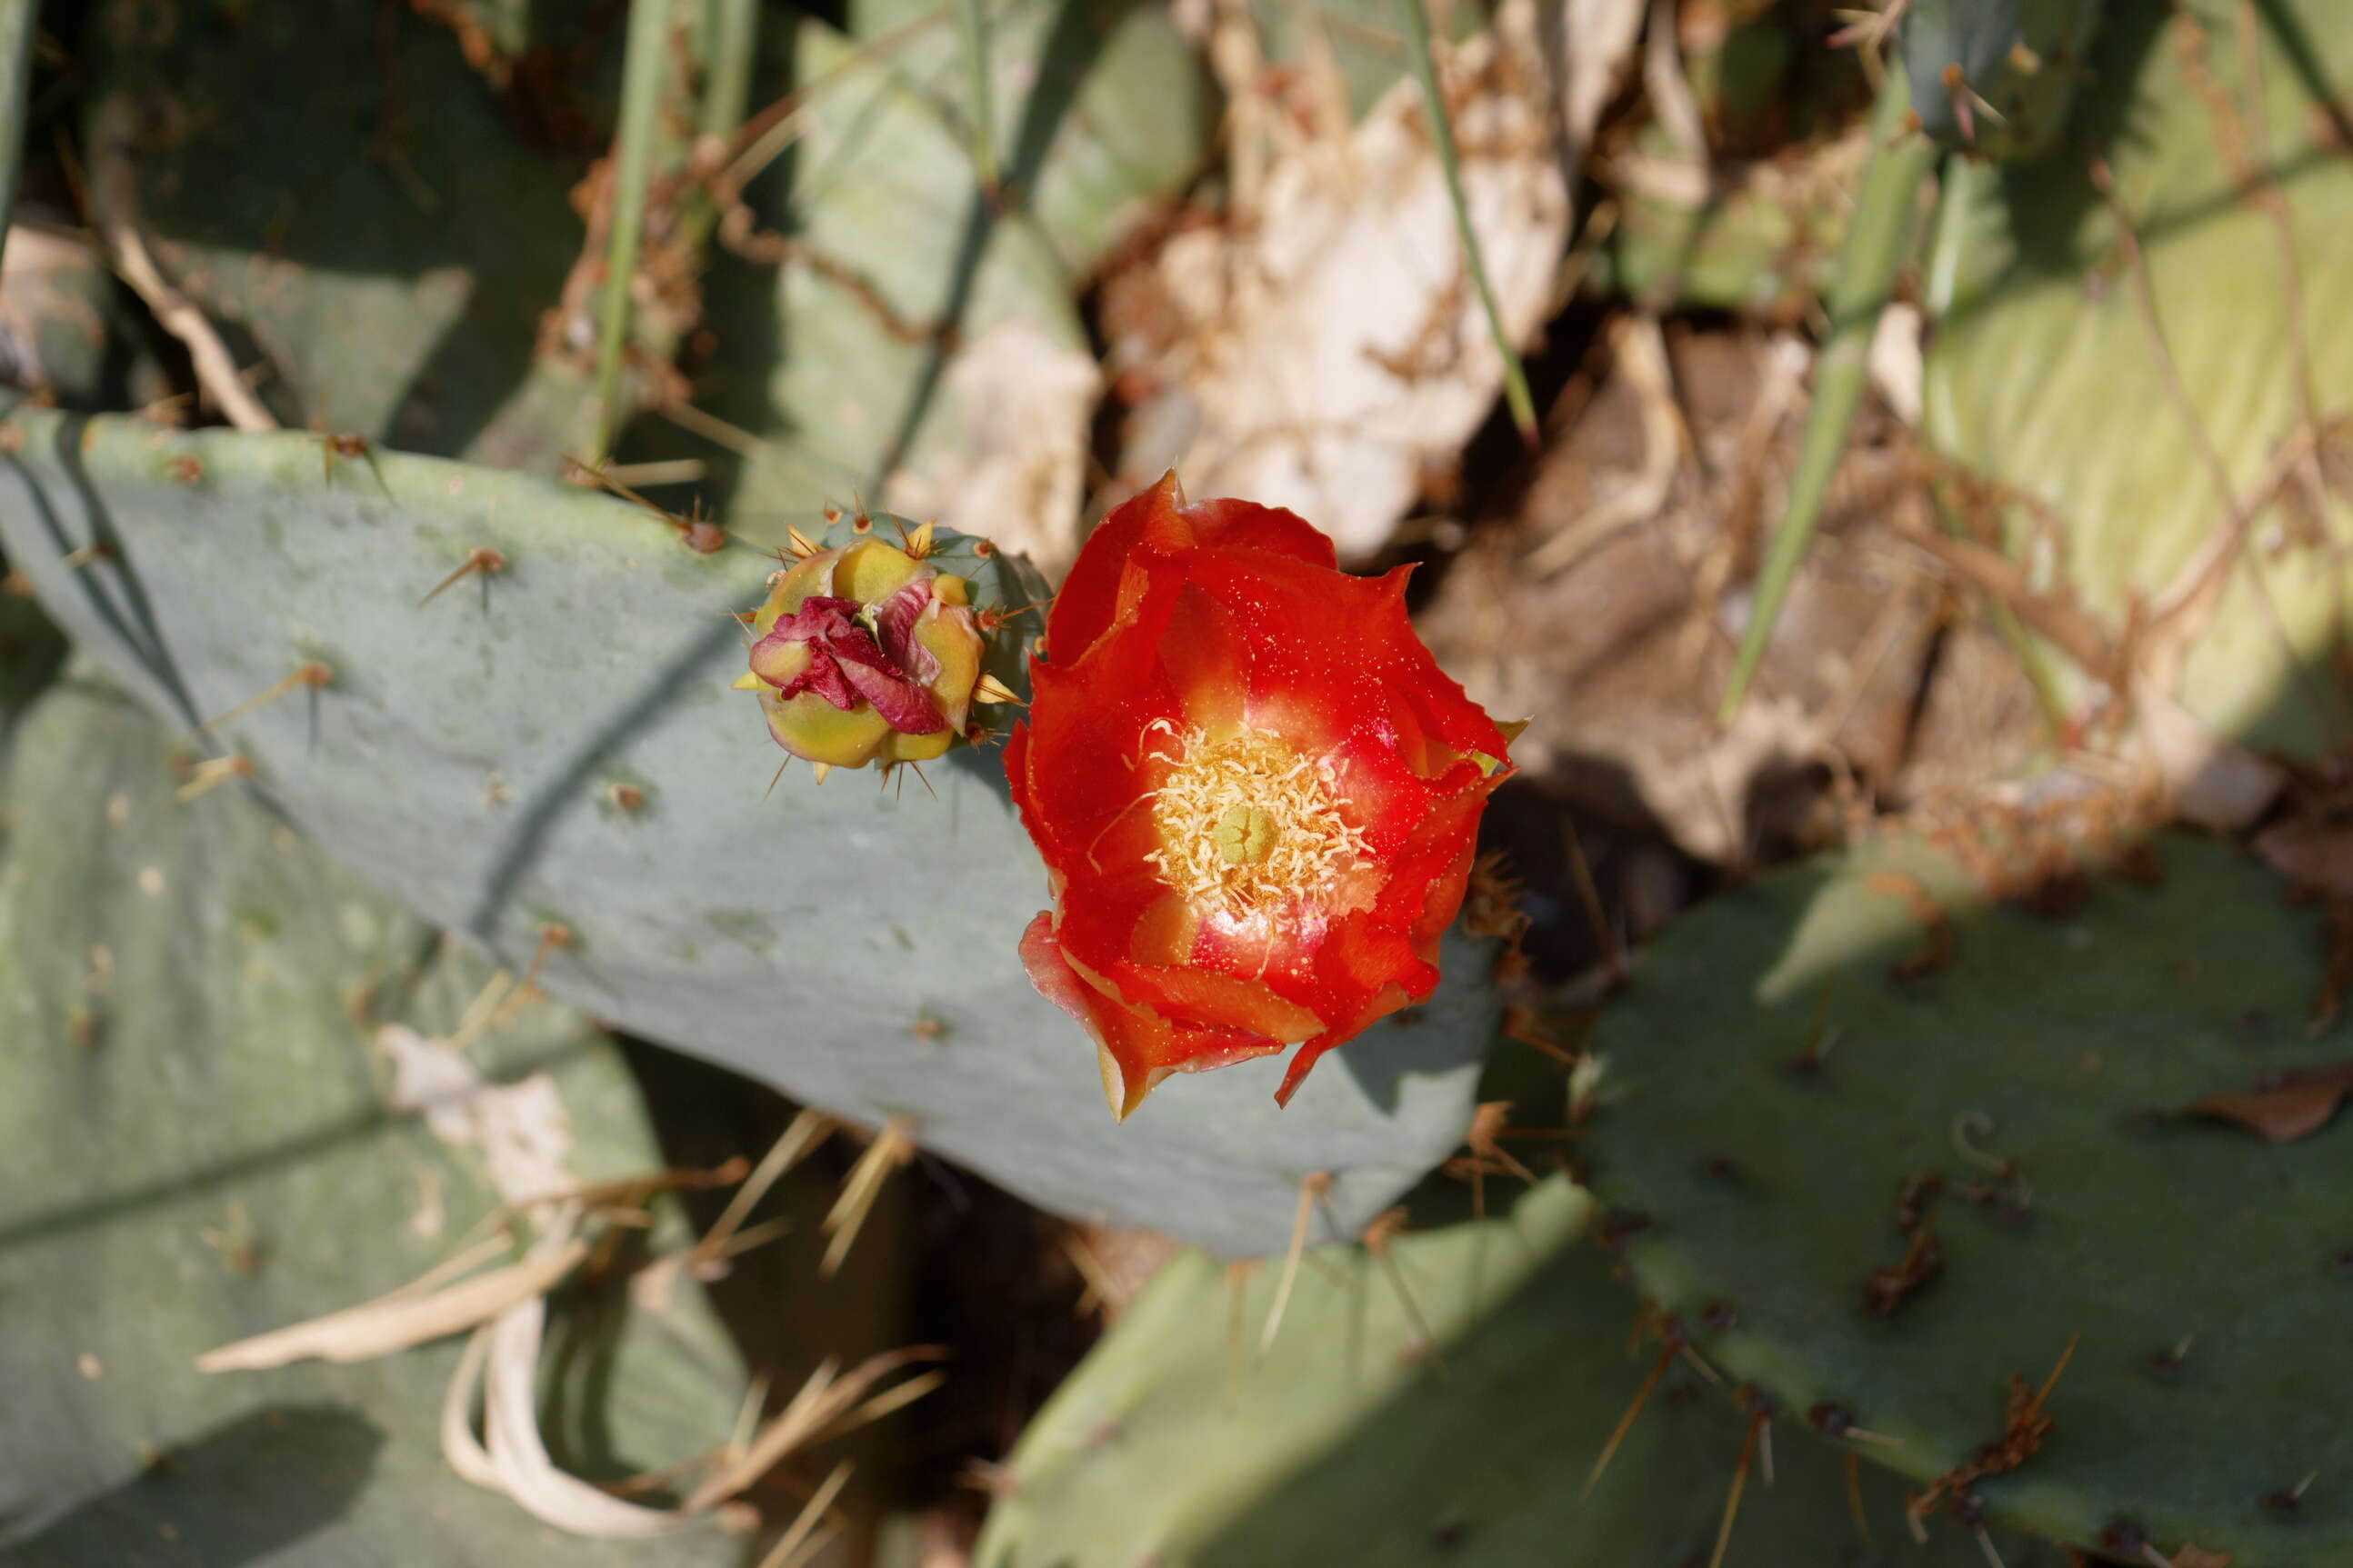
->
(1898, 0, 2104, 161)
(1579, 829, 2353, 1563)
(0, 411, 1497, 1256)
(978, 1179, 2061, 1566)
(0, 676, 744, 1563)
(684, 18, 1096, 536)
(83, 0, 638, 467)
(846, 0, 1215, 274)
(1922, 0, 2353, 756)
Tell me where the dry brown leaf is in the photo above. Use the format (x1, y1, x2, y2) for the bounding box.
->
(2170, 1545, 2234, 1568)
(1415, 323, 1978, 866)
(2172, 1062, 2353, 1144)
(881, 317, 1103, 580)
(1554, 0, 1646, 175)
(2134, 688, 2283, 832)
(1525, 315, 1679, 576)
(2256, 814, 2353, 897)
(1120, 0, 1585, 560)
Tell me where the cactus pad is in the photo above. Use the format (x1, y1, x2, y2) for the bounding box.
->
(1898, 0, 2104, 162)
(0, 411, 1497, 1256)
(1580, 829, 2353, 1562)
(1921, 0, 2353, 756)
(846, 0, 1216, 273)
(84, 0, 626, 468)
(0, 676, 744, 1563)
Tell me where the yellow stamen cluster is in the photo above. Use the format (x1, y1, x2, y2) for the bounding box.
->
(1146, 726, 1367, 916)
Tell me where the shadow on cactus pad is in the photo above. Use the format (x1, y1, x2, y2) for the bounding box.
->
(1580, 828, 2353, 1563)
(5, 1405, 385, 1567)
(977, 1179, 2065, 1567)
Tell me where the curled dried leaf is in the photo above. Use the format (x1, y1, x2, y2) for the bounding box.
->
(2167, 1062, 2353, 1144)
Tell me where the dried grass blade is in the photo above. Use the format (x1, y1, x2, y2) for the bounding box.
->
(196, 1239, 587, 1372)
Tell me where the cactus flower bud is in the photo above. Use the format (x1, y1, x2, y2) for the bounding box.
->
(736, 534, 985, 769)
(1006, 473, 1516, 1121)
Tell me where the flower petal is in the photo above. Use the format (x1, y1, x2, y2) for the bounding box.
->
(1052, 474, 1187, 666)
(1158, 579, 1251, 736)
(1019, 599, 1189, 870)
(1019, 912, 1282, 1120)
(875, 579, 939, 684)
(1052, 474, 1339, 667)
(1274, 987, 1410, 1106)
(837, 656, 945, 734)
(1111, 953, 1327, 1043)
(1184, 498, 1339, 568)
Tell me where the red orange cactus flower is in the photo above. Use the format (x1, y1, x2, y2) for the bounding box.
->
(1006, 473, 1516, 1121)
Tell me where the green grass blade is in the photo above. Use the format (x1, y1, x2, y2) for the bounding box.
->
(955, 0, 999, 191)
(1396, 0, 1537, 447)
(1717, 71, 1935, 722)
(675, 0, 759, 247)
(590, 0, 681, 467)
(700, 0, 759, 139)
